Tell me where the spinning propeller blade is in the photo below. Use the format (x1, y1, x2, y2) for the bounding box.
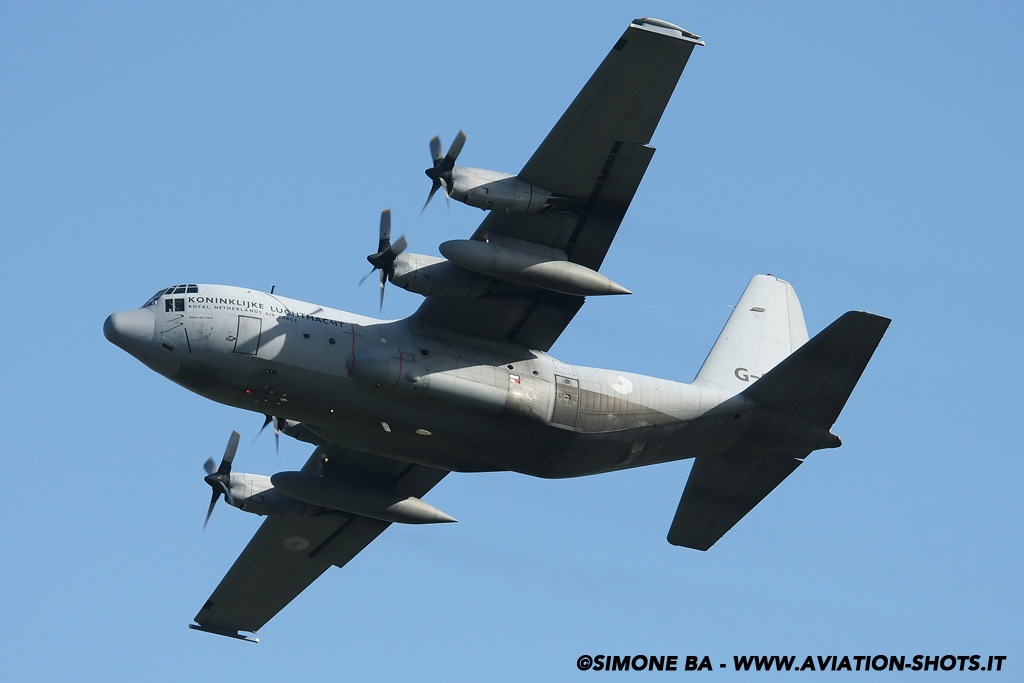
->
(202, 431, 239, 529)
(257, 414, 281, 455)
(422, 130, 466, 212)
(363, 210, 407, 311)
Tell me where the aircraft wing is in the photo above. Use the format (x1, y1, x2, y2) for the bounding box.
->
(414, 19, 702, 351)
(190, 445, 448, 642)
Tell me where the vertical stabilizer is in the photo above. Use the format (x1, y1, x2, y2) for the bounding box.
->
(693, 275, 808, 396)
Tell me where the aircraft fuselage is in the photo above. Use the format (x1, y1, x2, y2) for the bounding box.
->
(106, 284, 756, 478)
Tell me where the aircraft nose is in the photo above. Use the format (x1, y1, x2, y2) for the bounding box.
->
(104, 308, 156, 360)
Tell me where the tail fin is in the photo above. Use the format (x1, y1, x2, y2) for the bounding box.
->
(693, 275, 808, 395)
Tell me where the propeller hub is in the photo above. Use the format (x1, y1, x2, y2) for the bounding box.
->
(422, 131, 465, 212)
(204, 473, 227, 489)
(366, 251, 393, 271)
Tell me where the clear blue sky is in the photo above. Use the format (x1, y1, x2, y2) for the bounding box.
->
(2, 1, 1021, 679)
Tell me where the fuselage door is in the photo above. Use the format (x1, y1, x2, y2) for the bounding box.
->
(234, 315, 262, 355)
(551, 375, 580, 428)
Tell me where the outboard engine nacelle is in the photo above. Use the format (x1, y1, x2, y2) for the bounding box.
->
(448, 167, 555, 213)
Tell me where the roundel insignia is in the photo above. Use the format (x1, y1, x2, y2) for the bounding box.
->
(609, 375, 634, 394)
(283, 536, 310, 551)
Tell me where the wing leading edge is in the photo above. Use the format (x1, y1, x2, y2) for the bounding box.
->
(414, 19, 703, 350)
(191, 446, 449, 642)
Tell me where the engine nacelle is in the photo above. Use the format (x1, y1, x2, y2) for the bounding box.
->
(390, 253, 492, 297)
(223, 472, 316, 517)
(448, 167, 554, 212)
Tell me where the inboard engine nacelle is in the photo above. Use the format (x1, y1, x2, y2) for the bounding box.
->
(223, 473, 316, 517)
(389, 252, 492, 298)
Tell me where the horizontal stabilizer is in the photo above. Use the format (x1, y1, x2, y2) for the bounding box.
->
(742, 311, 891, 429)
(667, 451, 803, 550)
(669, 309, 890, 550)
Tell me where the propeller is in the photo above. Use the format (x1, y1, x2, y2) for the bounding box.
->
(422, 130, 466, 213)
(361, 209, 407, 311)
(256, 414, 282, 455)
(202, 431, 239, 529)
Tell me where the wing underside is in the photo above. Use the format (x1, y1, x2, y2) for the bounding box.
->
(191, 447, 448, 641)
(415, 19, 702, 350)
(190, 514, 388, 641)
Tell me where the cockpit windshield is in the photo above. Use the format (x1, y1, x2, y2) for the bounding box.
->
(142, 284, 198, 308)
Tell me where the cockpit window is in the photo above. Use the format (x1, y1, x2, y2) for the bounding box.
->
(141, 284, 198, 308)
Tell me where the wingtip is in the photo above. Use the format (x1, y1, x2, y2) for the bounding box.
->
(631, 17, 704, 44)
(189, 623, 260, 643)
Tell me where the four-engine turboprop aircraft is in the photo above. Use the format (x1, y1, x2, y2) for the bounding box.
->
(103, 18, 889, 643)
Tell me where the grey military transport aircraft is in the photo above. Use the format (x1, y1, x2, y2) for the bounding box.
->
(104, 18, 889, 643)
